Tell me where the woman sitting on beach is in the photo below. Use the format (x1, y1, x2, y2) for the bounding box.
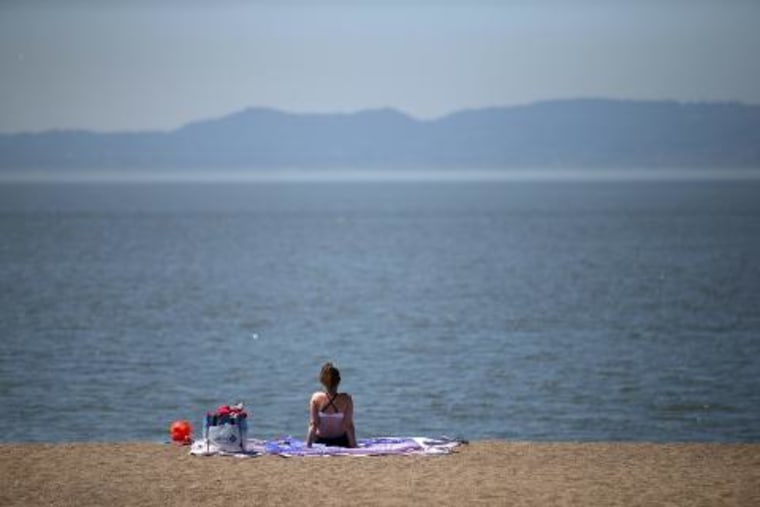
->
(306, 362, 357, 448)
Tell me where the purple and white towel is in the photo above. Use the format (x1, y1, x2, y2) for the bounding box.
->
(190, 436, 463, 457)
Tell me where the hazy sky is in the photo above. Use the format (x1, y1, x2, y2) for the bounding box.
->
(1, 0, 759, 133)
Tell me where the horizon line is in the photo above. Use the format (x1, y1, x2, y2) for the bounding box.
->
(3, 96, 759, 136)
(2, 168, 760, 184)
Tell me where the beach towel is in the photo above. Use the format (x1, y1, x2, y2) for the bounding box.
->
(190, 436, 463, 457)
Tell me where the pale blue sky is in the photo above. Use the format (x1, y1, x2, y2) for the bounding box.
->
(1, 0, 759, 133)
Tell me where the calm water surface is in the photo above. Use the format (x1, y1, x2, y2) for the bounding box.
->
(1, 180, 759, 442)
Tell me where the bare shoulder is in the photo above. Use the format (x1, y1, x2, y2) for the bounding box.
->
(310, 391, 325, 404)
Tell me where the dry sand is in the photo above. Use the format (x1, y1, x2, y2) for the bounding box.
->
(2, 441, 759, 506)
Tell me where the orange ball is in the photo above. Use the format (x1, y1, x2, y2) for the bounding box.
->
(170, 420, 192, 444)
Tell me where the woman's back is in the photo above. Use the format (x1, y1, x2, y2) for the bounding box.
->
(311, 391, 351, 437)
(306, 363, 357, 448)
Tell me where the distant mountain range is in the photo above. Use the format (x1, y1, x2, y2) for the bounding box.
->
(1, 99, 759, 170)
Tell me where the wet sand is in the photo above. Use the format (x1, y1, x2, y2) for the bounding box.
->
(2, 441, 759, 506)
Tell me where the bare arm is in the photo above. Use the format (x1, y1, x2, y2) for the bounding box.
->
(306, 393, 320, 448)
(343, 395, 356, 448)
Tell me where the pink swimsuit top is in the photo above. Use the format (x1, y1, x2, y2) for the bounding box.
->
(316, 394, 345, 435)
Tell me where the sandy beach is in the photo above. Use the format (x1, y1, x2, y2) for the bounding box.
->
(2, 441, 758, 506)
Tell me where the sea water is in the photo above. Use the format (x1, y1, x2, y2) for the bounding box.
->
(1, 179, 759, 442)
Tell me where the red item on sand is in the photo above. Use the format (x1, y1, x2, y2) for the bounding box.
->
(170, 420, 192, 444)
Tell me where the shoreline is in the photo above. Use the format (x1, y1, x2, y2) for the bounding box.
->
(3, 441, 759, 506)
